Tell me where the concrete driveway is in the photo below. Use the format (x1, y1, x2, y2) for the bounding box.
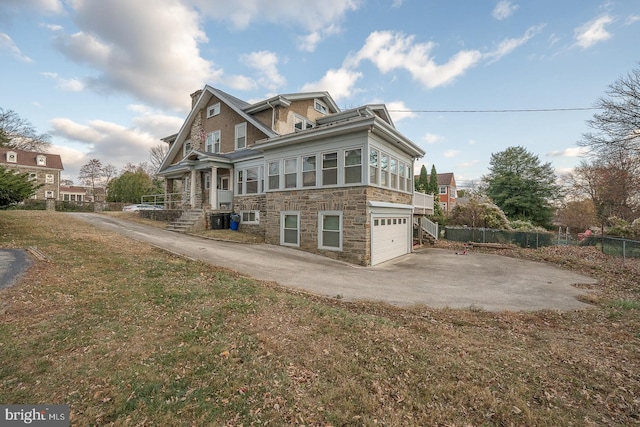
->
(68, 213, 599, 312)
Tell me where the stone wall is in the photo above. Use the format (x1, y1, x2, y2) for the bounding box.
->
(264, 187, 369, 265)
(233, 194, 267, 236)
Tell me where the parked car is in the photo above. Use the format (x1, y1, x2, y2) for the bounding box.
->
(122, 204, 163, 212)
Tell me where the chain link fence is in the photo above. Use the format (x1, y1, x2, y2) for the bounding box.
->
(579, 236, 640, 260)
(444, 227, 554, 249)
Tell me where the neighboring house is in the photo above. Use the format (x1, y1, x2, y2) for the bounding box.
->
(60, 185, 89, 202)
(427, 172, 457, 214)
(0, 147, 64, 200)
(157, 86, 433, 266)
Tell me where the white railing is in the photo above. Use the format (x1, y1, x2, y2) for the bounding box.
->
(412, 191, 434, 215)
(421, 216, 439, 240)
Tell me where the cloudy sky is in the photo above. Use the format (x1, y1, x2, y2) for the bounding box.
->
(1, 0, 638, 185)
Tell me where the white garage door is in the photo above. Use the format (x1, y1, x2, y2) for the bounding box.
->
(371, 214, 411, 266)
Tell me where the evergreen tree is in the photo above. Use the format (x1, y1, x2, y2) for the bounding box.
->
(415, 165, 428, 192)
(428, 165, 439, 196)
(483, 146, 559, 228)
(0, 166, 41, 207)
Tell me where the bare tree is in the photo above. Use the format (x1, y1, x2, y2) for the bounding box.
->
(149, 143, 169, 175)
(0, 108, 51, 152)
(78, 159, 106, 202)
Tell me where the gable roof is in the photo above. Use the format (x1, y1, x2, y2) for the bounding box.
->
(159, 86, 278, 172)
(0, 147, 64, 170)
(427, 172, 456, 186)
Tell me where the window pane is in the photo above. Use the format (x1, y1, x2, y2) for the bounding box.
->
(269, 161, 279, 175)
(345, 166, 361, 184)
(284, 229, 298, 244)
(323, 152, 337, 168)
(323, 215, 340, 231)
(284, 214, 297, 229)
(303, 156, 316, 171)
(345, 149, 361, 166)
(323, 169, 337, 185)
(285, 159, 297, 174)
(323, 231, 340, 247)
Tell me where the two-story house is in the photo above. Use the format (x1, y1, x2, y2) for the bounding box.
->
(157, 86, 433, 266)
(0, 147, 64, 200)
(427, 172, 457, 214)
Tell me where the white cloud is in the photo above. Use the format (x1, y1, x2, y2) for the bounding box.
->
(468, 139, 477, 145)
(241, 51, 286, 91)
(458, 159, 480, 168)
(52, 0, 220, 112)
(444, 149, 461, 158)
(547, 147, 589, 158)
(385, 101, 416, 123)
(492, 1, 518, 20)
(42, 72, 85, 91)
(625, 15, 640, 25)
(485, 25, 545, 63)
(345, 31, 483, 89)
(423, 133, 444, 144)
(0, 33, 33, 63)
(49, 116, 164, 181)
(574, 15, 613, 49)
(300, 68, 363, 101)
(344, 27, 539, 89)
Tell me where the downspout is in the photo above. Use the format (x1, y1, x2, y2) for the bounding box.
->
(266, 100, 275, 131)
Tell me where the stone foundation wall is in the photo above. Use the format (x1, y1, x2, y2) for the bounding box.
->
(233, 194, 267, 236)
(265, 187, 369, 265)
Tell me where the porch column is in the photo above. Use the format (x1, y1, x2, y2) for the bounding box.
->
(190, 168, 197, 208)
(229, 167, 235, 196)
(210, 166, 218, 210)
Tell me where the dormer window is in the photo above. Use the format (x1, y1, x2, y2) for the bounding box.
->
(314, 99, 328, 115)
(207, 103, 220, 118)
(6, 151, 17, 163)
(37, 155, 46, 166)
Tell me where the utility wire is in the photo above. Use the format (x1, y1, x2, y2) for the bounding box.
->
(387, 107, 601, 113)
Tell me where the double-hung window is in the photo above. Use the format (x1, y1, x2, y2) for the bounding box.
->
(246, 167, 259, 194)
(319, 211, 342, 251)
(206, 130, 221, 153)
(268, 161, 280, 190)
(380, 154, 388, 187)
(183, 140, 192, 156)
(399, 162, 406, 191)
(322, 152, 338, 186)
(207, 103, 220, 118)
(369, 149, 379, 185)
(281, 212, 300, 247)
(45, 174, 54, 184)
(390, 158, 398, 189)
(302, 155, 316, 187)
(284, 158, 297, 188)
(344, 149, 362, 184)
(440, 186, 447, 195)
(235, 123, 247, 150)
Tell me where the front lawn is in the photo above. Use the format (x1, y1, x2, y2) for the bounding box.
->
(1, 211, 639, 425)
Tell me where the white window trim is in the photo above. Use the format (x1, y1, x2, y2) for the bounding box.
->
(293, 114, 314, 132)
(183, 139, 192, 156)
(240, 210, 260, 224)
(207, 103, 220, 118)
(280, 211, 300, 247)
(235, 122, 247, 150)
(7, 151, 17, 163)
(37, 155, 46, 166)
(318, 211, 343, 251)
(314, 99, 328, 114)
(206, 130, 221, 153)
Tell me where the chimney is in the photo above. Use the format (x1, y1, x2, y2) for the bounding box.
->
(190, 89, 203, 108)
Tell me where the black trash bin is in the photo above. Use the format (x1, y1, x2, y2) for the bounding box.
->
(221, 212, 231, 229)
(210, 213, 223, 230)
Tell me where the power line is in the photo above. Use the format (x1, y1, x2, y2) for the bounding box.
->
(387, 107, 600, 113)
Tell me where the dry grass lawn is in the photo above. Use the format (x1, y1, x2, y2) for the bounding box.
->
(0, 211, 639, 426)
